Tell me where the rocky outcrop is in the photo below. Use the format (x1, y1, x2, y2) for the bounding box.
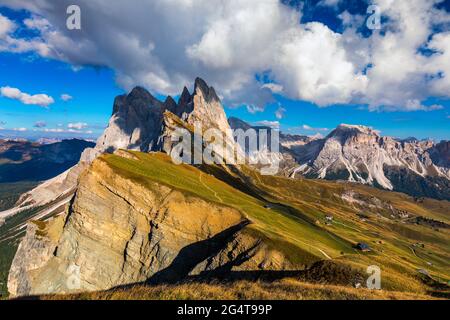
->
(8, 153, 293, 296)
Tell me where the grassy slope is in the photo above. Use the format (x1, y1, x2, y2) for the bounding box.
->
(103, 152, 354, 266)
(100, 151, 449, 298)
(3, 150, 449, 300)
(243, 168, 450, 294)
(43, 279, 436, 301)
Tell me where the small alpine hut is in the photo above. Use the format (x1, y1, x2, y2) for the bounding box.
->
(355, 242, 371, 252)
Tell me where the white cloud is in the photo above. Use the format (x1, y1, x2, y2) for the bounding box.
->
(0, 86, 54, 107)
(23, 16, 51, 31)
(0, 13, 53, 57)
(275, 106, 286, 120)
(67, 122, 88, 130)
(0, 0, 449, 112)
(403, 101, 443, 112)
(37, 127, 93, 134)
(261, 83, 284, 94)
(12, 127, 27, 132)
(60, 93, 73, 101)
(273, 22, 368, 106)
(0, 13, 15, 38)
(254, 120, 280, 129)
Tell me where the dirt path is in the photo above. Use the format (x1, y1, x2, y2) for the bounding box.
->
(318, 249, 332, 260)
(199, 172, 223, 203)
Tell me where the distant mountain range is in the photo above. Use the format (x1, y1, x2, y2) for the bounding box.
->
(0, 139, 94, 183)
(229, 120, 450, 201)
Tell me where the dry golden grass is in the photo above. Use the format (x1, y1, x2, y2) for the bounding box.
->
(42, 279, 436, 301)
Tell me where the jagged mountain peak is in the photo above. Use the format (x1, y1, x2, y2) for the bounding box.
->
(194, 77, 220, 102)
(112, 86, 162, 116)
(96, 77, 232, 154)
(398, 137, 419, 143)
(290, 123, 450, 199)
(228, 117, 252, 131)
(129, 86, 151, 98)
(128, 86, 162, 106)
(178, 86, 192, 106)
(164, 95, 177, 109)
(330, 124, 379, 138)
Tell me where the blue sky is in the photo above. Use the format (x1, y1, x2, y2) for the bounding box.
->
(0, 1, 449, 141)
(0, 52, 120, 139)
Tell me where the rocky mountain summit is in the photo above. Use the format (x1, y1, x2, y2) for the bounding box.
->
(288, 124, 450, 200)
(96, 77, 232, 155)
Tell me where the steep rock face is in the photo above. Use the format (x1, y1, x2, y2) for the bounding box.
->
(8, 153, 293, 296)
(8, 157, 242, 296)
(8, 217, 65, 296)
(430, 141, 450, 168)
(290, 124, 450, 199)
(96, 87, 165, 153)
(186, 78, 231, 134)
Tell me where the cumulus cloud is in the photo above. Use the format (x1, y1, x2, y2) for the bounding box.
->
(67, 122, 88, 130)
(272, 22, 368, 106)
(403, 101, 443, 112)
(261, 83, 284, 94)
(0, 0, 449, 112)
(0, 13, 53, 57)
(0, 13, 15, 37)
(302, 124, 329, 132)
(0, 86, 54, 107)
(60, 94, 73, 101)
